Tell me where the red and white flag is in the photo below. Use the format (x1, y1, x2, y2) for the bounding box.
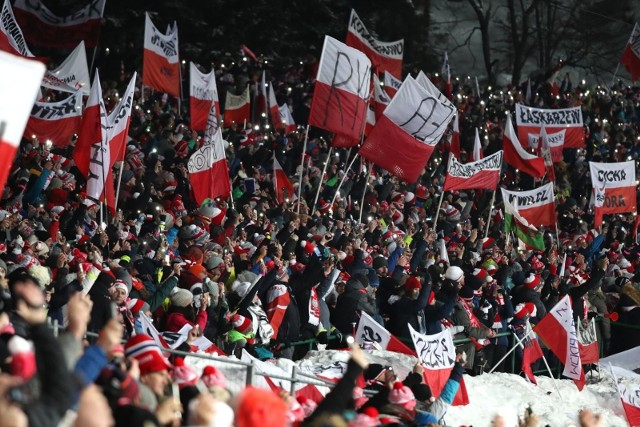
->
(189, 62, 219, 132)
(345, 9, 403, 78)
(188, 102, 231, 205)
(143, 13, 180, 98)
(383, 71, 402, 98)
(515, 103, 584, 148)
(538, 126, 556, 182)
(408, 325, 470, 406)
(266, 284, 290, 340)
(25, 91, 83, 147)
(520, 319, 544, 385)
(611, 365, 640, 426)
(41, 41, 90, 94)
(12, 0, 104, 49)
(534, 295, 585, 390)
(355, 312, 416, 356)
(528, 126, 565, 163)
(443, 151, 502, 191)
(504, 113, 545, 178)
(360, 76, 455, 183)
(589, 160, 637, 228)
(74, 71, 106, 190)
(576, 318, 599, 365)
(273, 156, 294, 204)
(372, 73, 390, 118)
(278, 103, 297, 134)
(309, 35, 371, 141)
(85, 73, 136, 212)
(223, 85, 250, 128)
(268, 82, 283, 130)
(0, 51, 45, 195)
(254, 70, 267, 117)
(621, 23, 640, 82)
(500, 183, 557, 228)
(0, 0, 35, 57)
(438, 239, 449, 264)
(470, 128, 483, 162)
(241, 44, 258, 62)
(450, 113, 460, 157)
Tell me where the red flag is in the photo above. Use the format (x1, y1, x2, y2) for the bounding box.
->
(360, 76, 454, 183)
(74, 71, 106, 180)
(223, 86, 250, 128)
(0, 0, 35, 57)
(520, 319, 544, 384)
(268, 82, 282, 130)
(534, 295, 585, 390)
(12, 0, 104, 49)
(500, 183, 557, 228)
(383, 71, 402, 98)
(470, 128, 483, 162)
(273, 156, 294, 204)
(622, 23, 640, 82)
(450, 113, 460, 157)
(589, 161, 637, 228)
(189, 62, 219, 132)
(143, 13, 180, 97)
(443, 151, 502, 191)
(266, 284, 290, 341)
(25, 91, 83, 147)
(504, 114, 545, 178)
(309, 35, 371, 141)
(515, 103, 584, 148)
(241, 44, 258, 62)
(188, 103, 231, 205)
(345, 9, 403, 78)
(0, 51, 45, 196)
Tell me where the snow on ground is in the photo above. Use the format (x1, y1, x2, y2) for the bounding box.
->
(185, 349, 636, 426)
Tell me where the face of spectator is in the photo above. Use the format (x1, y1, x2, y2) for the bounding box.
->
(141, 370, 171, 397)
(112, 287, 128, 305)
(74, 385, 114, 427)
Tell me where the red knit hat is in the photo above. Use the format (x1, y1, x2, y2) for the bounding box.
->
(231, 314, 252, 334)
(403, 275, 421, 292)
(124, 334, 172, 375)
(388, 382, 416, 410)
(201, 365, 227, 389)
(236, 387, 289, 427)
(514, 302, 537, 319)
(473, 268, 489, 283)
(524, 274, 541, 289)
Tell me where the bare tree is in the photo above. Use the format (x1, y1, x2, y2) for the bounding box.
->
(467, 0, 496, 85)
(504, 0, 542, 85)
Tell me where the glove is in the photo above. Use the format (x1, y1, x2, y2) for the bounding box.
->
(330, 327, 343, 343)
(448, 325, 464, 335)
(316, 330, 328, 345)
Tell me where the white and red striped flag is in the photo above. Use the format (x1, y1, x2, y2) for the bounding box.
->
(268, 82, 283, 130)
(611, 365, 640, 426)
(188, 102, 231, 205)
(534, 295, 585, 390)
(278, 103, 297, 134)
(520, 318, 544, 385)
(309, 35, 371, 142)
(443, 150, 502, 191)
(41, 41, 90, 95)
(345, 10, 403, 78)
(500, 183, 557, 228)
(538, 126, 556, 181)
(450, 113, 460, 157)
(621, 23, 640, 82)
(504, 113, 545, 178)
(372, 73, 390, 118)
(470, 128, 483, 162)
(528, 126, 565, 163)
(0, 0, 35, 57)
(12, 0, 105, 49)
(360, 75, 455, 183)
(0, 51, 45, 194)
(355, 312, 415, 356)
(223, 85, 250, 128)
(189, 62, 219, 132)
(273, 155, 294, 204)
(266, 284, 290, 340)
(143, 13, 180, 97)
(589, 160, 637, 228)
(383, 71, 402, 98)
(515, 103, 584, 148)
(25, 91, 82, 147)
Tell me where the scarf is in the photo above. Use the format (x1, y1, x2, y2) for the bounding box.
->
(308, 287, 320, 327)
(458, 297, 482, 328)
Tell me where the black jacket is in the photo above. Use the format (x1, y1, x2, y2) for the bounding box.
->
(386, 275, 432, 339)
(331, 275, 376, 335)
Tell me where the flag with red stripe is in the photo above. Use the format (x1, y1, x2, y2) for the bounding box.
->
(515, 103, 584, 148)
(223, 86, 250, 128)
(190, 62, 219, 132)
(443, 151, 502, 191)
(504, 113, 545, 178)
(621, 23, 640, 82)
(500, 183, 557, 228)
(143, 13, 180, 97)
(25, 91, 83, 147)
(589, 160, 637, 228)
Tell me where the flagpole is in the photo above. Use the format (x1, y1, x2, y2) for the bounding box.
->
(540, 351, 564, 400)
(330, 153, 360, 211)
(89, 45, 99, 79)
(433, 189, 446, 231)
(484, 190, 496, 240)
(489, 329, 534, 373)
(311, 146, 332, 215)
(358, 162, 373, 224)
(610, 63, 621, 88)
(113, 162, 125, 213)
(296, 125, 309, 214)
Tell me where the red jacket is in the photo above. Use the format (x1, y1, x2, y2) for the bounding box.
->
(165, 310, 208, 333)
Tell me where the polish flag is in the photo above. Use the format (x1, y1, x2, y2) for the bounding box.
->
(309, 36, 371, 142)
(611, 365, 640, 426)
(0, 0, 35, 57)
(91, 73, 136, 212)
(266, 284, 290, 340)
(372, 73, 390, 118)
(360, 75, 454, 183)
(503, 113, 545, 178)
(268, 82, 283, 130)
(450, 113, 460, 157)
(621, 23, 640, 82)
(278, 103, 297, 134)
(143, 13, 180, 98)
(273, 156, 294, 203)
(188, 102, 231, 205)
(443, 151, 502, 191)
(74, 71, 106, 183)
(0, 51, 45, 195)
(41, 42, 90, 95)
(534, 295, 585, 390)
(355, 312, 416, 357)
(25, 91, 83, 147)
(12, 0, 105, 49)
(520, 319, 544, 385)
(189, 62, 219, 132)
(515, 103, 584, 148)
(383, 71, 402, 98)
(470, 128, 483, 162)
(223, 85, 250, 128)
(500, 183, 557, 228)
(589, 160, 637, 228)
(538, 126, 556, 182)
(528, 127, 565, 163)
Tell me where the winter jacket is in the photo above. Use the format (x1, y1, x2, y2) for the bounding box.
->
(130, 275, 178, 312)
(386, 274, 432, 339)
(165, 309, 207, 333)
(331, 275, 376, 335)
(424, 281, 458, 334)
(510, 285, 547, 322)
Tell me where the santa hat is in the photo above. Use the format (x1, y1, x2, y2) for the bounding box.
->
(482, 237, 495, 252)
(415, 184, 428, 199)
(113, 279, 129, 297)
(124, 335, 172, 375)
(523, 274, 541, 289)
(473, 268, 490, 283)
(445, 266, 464, 282)
(404, 192, 415, 204)
(201, 365, 227, 389)
(231, 314, 252, 334)
(388, 382, 416, 410)
(514, 302, 537, 319)
(126, 298, 149, 314)
(318, 199, 331, 214)
(172, 357, 198, 387)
